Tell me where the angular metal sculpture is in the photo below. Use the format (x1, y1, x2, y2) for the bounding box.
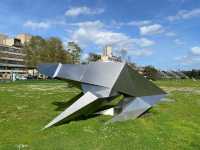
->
(38, 62, 166, 129)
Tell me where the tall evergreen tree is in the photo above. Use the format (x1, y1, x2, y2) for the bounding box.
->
(66, 42, 81, 64)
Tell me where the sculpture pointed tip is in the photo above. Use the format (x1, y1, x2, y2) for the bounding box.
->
(41, 125, 50, 131)
(41, 127, 46, 131)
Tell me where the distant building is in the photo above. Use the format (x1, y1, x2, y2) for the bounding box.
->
(0, 44, 27, 80)
(3, 38, 22, 47)
(16, 33, 32, 45)
(175, 71, 189, 79)
(0, 34, 8, 45)
(158, 71, 171, 79)
(0, 33, 31, 80)
(137, 66, 145, 75)
(0, 33, 31, 47)
(101, 45, 121, 62)
(103, 45, 112, 57)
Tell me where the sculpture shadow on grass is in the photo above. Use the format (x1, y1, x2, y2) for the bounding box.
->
(52, 107, 153, 128)
(49, 96, 118, 128)
(53, 114, 102, 128)
(52, 93, 83, 111)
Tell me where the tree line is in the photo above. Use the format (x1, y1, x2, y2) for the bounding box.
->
(143, 66, 200, 80)
(22, 36, 199, 80)
(183, 70, 200, 79)
(23, 36, 81, 68)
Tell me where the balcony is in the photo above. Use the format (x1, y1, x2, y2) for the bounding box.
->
(0, 50, 26, 56)
(0, 57, 24, 62)
(0, 69, 27, 73)
(0, 63, 26, 68)
(0, 44, 22, 53)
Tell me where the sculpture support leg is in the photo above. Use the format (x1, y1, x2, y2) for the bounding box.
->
(95, 108, 114, 116)
(43, 91, 98, 129)
(108, 94, 166, 123)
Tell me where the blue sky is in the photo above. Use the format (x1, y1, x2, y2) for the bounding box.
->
(0, 0, 200, 70)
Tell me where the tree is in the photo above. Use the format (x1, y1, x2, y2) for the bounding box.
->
(23, 36, 46, 67)
(143, 66, 160, 80)
(23, 36, 72, 68)
(66, 42, 81, 64)
(87, 53, 101, 62)
(183, 69, 200, 79)
(46, 37, 72, 63)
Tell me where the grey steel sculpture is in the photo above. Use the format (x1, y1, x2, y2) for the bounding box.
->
(38, 62, 166, 129)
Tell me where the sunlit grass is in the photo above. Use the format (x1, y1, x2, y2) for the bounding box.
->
(0, 80, 199, 150)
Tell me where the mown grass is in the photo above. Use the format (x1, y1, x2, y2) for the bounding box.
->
(0, 80, 199, 150)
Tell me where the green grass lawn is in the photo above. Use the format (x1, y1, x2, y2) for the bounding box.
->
(0, 80, 200, 150)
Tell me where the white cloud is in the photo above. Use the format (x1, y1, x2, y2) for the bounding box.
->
(24, 21, 50, 29)
(128, 49, 153, 57)
(191, 46, 200, 55)
(65, 6, 104, 17)
(67, 20, 154, 57)
(168, 0, 189, 3)
(111, 20, 152, 29)
(175, 55, 200, 64)
(165, 32, 176, 37)
(167, 8, 200, 21)
(23, 18, 68, 30)
(175, 46, 200, 64)
(81, 53, 89, 61)
(127, 20, 152, 26)
(174, 39, 185, 45)
(140, 24, 164, 35)
(70, 20, 104, 29)
(133, 38, 155, 47)
(48, 19, 66, 26)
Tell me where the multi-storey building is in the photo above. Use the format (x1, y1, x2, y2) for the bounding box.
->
(101, 45, 121, 62)
(103, 45, 112, 57)
(0, 34, 8, 45)
(16, 33, 32, 45)
(0, 36, 29, 80)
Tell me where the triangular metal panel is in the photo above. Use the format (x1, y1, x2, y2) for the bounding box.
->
(81, 62, 125, 88)
(126, 65, 166, 96)
(81, 83, 113, 98)
(57, 64, 87, 81)
(38, 63, 59, 77)
(111, 64, 135, 96)
(112, 64, 166, 97)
